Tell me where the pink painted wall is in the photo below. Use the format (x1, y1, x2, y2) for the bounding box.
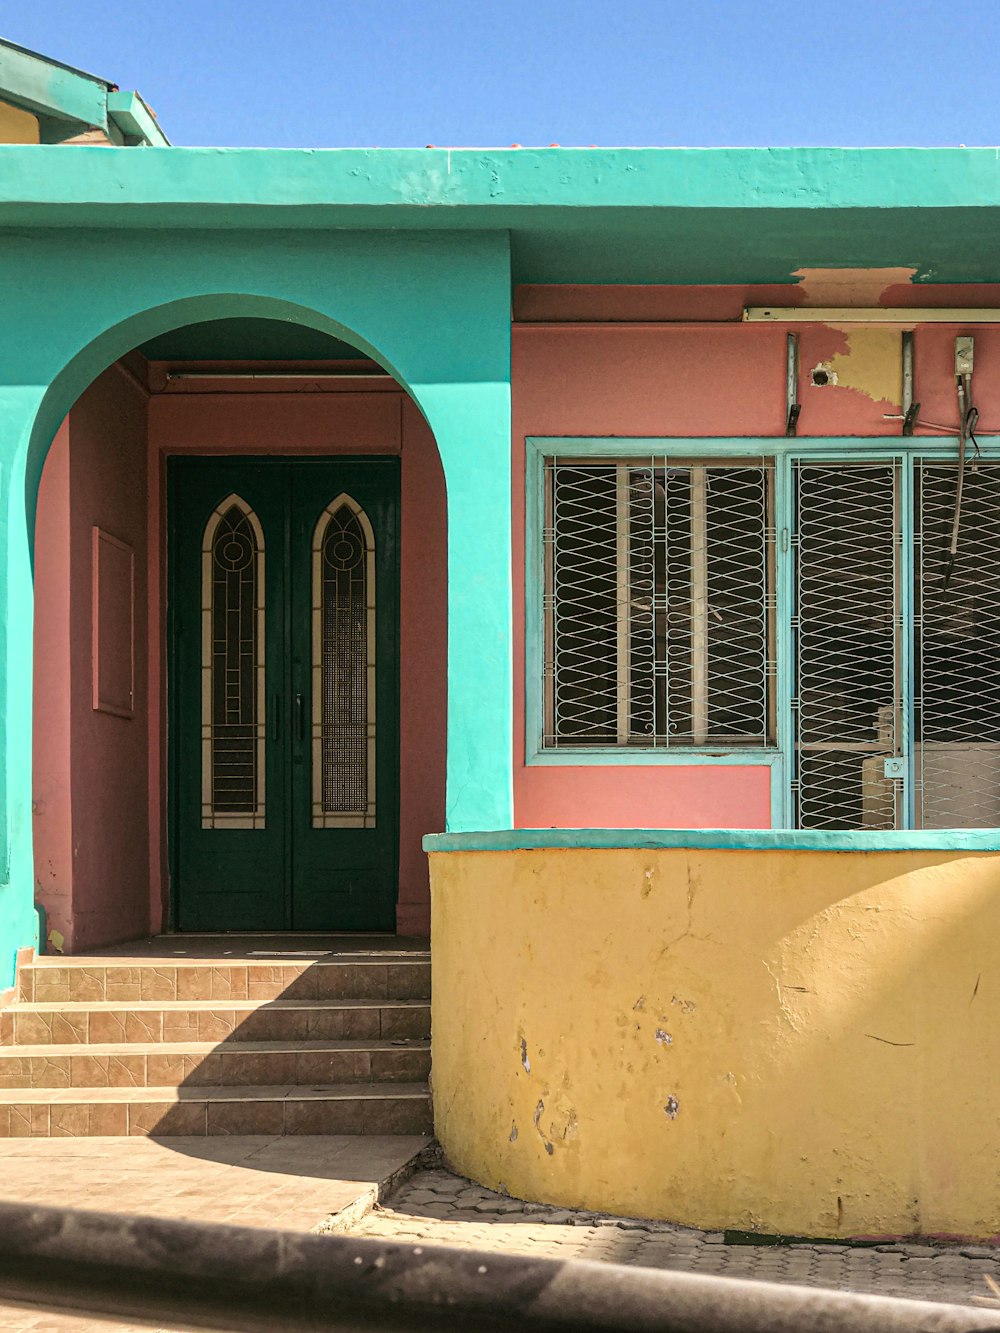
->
(147, 382, 446, 936)
(511, 284, 1000, 830)
(33, 366, 150, 952)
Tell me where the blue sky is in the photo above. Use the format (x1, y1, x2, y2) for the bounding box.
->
(4, 0, 999, 149)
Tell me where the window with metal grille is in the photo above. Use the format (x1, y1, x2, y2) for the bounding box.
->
(915, 461, 1000, 828)
(542, 458, 776, 749)
(790, 457, 1000, 831)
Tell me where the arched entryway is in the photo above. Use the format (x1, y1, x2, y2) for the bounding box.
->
(0, 232, 513, 981)
(31, 313, 448, 952)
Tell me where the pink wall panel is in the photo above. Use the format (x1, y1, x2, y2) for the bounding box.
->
(510, 296, 1000, 831)
(34, 367, 150, 953)
(68, 369, 150, 951)
(32, 423, 73, 950)
(515, 766, 772, 830)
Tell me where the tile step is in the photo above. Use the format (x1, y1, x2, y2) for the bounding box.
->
(19, 958, 431, 1004)
(0, 1041, 431, 1089)
(0, 1039, 431, 1089)
(0, 1082, 433, 1137)
(3, 999, 431, 1046)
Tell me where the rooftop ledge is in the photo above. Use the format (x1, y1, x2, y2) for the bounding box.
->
(423, 828, 1000, 853)
(6, 145, 1000, 213)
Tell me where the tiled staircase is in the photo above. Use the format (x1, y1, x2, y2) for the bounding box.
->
(0, 944, 432, 1137)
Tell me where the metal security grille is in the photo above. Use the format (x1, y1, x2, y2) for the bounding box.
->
(792, 463, 903, 830)
(543, 458, 774, 748)
(201, 497, 266, 829)
(311, 496, 376, 828)
(916, 461, 1000, 827)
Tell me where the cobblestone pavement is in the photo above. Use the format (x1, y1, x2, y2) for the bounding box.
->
(351, 1166, 1000, 1312)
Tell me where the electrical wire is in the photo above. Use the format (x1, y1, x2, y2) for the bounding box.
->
(943, 379, 980, 589)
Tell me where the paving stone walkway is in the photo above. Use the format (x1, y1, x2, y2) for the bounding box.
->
(350, 1165, 1000, 1312)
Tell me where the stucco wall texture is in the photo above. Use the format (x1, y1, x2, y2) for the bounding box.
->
(430, 845, 1000, 1239)
(511, 287, 1000, 830)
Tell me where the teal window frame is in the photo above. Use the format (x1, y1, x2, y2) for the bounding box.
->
(525, 435, 1000, 831)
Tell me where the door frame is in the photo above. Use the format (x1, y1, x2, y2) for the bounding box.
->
(166, 453, 402, 932)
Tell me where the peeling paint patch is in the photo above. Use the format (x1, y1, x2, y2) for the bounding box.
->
(792, 266, 918, 305)
(520, 1038, 531, 1074)
(47, 929, 64, 955)
(826, 328, 902, 405)
(633, 995, 646, 1011)
(509, 1122, 518, 1143)
(654, 1028, 673, 1046)
(533, 1098, 555, 1155)
(664, 1096, 680, 1119)
(671, 995, 696, 1014)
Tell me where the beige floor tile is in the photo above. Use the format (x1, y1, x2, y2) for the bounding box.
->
(0, 1135, 425, 1232)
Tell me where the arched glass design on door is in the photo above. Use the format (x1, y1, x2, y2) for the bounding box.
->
(201, 495, 266, 828)
(312, 495, 377, 828)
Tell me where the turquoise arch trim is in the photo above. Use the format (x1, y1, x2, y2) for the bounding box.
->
(424, 828, 1000, 853)
(0, 228, 514, 984)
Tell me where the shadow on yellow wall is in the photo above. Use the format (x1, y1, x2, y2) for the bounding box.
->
(430, 846, 1000, 1240)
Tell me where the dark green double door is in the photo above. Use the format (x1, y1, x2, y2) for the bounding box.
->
(169, 457, 399, 932)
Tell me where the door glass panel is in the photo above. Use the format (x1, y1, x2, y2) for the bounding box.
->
(312, 495, 376, 828)
(793, 462, 902, 830)
(201, 495, 266, 828)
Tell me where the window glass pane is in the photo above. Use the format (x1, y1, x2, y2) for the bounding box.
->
(311, 496, 377, 828)
(201, 496, 265, 829)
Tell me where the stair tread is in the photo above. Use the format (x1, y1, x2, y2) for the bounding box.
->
(0, 1082, 430, 1104)
(0, 1038, 429, 1058)
(27, 954, 430, 968)
(15, 998, 428, 1013)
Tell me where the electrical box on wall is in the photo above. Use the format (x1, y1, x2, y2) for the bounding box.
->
(955, 336, 975, 377)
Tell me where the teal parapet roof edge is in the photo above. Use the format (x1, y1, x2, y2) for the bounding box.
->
(4, 145, 1000, 212)
(423, 828, 1000, 853)
(7, 146, 1000, 283)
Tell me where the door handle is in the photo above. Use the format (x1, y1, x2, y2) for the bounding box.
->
(270, 694, 280, 742)
(295, 692, 305, 744)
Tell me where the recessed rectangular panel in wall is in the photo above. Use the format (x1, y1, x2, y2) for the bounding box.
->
(92, 527, 135, 719)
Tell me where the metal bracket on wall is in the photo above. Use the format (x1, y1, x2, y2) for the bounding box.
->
(785, 333, 801, 436)
(901, 331, 919, 435)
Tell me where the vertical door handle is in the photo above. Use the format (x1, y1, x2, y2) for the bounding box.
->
(270, 694, 280, 741)
(295, 692, 305, 744)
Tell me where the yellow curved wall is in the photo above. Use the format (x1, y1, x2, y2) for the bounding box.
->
(430, 846, 1000, 1239)
(0, 100, 39, 144)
